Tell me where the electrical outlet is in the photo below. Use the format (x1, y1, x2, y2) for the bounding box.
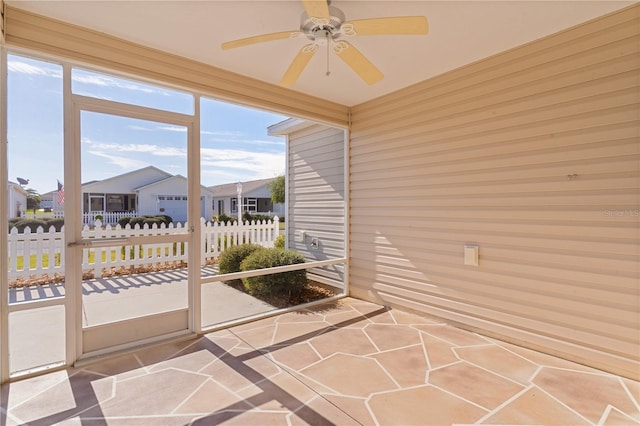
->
(310, 237, 319, 249)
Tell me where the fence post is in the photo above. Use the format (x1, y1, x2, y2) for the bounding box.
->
(8, 227, 18, 280)
(46, 225, 56, 275)
(274, 216, 280, 247)
(200, 217, 207, 266)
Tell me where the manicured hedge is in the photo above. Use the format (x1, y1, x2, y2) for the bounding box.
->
(118, 216, 134, 227)
(218, 244, 263, 274)
(8, 217, 64, 233)
(127, 215, 172, 228)
(217, 243, 263, 286)
(216, 213, 236, 224)
(240, 248, 307, 297)
(274, 234, 285, 249)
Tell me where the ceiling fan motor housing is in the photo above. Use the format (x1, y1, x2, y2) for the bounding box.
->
(301, 5, 346, 43)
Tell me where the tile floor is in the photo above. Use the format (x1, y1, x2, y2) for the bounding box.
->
(1, 297, 638, 425)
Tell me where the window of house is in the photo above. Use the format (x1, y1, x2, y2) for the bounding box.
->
(107, 194, 124, 211)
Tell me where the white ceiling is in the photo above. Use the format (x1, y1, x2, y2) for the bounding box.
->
(7, 0, 634, 106)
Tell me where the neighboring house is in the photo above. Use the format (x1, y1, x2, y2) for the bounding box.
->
(67, 166, 213, 223)
(39, 190, 54, 210)
(209, 177, 284, 218)
(6, 182, 27, 219)
(269, 119, 345, 286)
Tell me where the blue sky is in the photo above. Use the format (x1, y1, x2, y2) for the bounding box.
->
(7, 54, 287, 194)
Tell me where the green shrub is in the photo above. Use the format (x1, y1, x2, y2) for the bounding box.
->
(8, 218, 20, 232)
(118, 216, 134, 227)
(217, 213, 236, 224)
(129, 217, 146, 228)
(274, 234, 285, 249)
(156, 215, 173, 226)
(143, 218, 164, 228)
(45, 217, 64, 232)
(240, 248, 307, 298)
(129, 215, 172, 228)
(218, 244, 263, 276)
(12, 219, 48, 233)
(94, 214, 103, 221)
(242, 212, 275, 224)
(8, 218, 64, 233)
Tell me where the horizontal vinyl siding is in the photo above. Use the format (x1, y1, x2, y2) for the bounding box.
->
(288, 124, 346, 287)
(4, 6, 349, 127)
(349, 5, 639, 379)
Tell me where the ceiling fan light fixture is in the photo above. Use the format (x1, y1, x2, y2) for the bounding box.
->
(221, 0, 428, 87)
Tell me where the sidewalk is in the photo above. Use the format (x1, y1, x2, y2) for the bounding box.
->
(8, 266, 275, 374)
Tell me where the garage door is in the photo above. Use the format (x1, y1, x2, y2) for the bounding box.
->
(158, 196, 187, 223)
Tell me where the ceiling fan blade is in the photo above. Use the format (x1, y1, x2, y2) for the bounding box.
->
(333, 41, 383, 85)
(280, 44, 318, 87)
(343, 16, 428, 36)
(301, 0, 330, 20)
(222, 30, 301, 50)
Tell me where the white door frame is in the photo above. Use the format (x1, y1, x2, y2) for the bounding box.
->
(67, 94, 201, 361)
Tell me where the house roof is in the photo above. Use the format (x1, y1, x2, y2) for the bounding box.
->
(135, 174, 214, 196)
(7, 182, 28, 195)
(7, 1, 632, 107)
(81, 166, 172, 191)
(209, 177, 276, 198)
(268, 118, 315, 136)
(40, 190, 55, 200)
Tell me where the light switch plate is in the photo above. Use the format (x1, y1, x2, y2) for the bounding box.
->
(464, 244, 479, 266)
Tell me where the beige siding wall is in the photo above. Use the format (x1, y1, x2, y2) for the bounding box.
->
(288, 124, 346, 287)
(349, 5, 639, 379)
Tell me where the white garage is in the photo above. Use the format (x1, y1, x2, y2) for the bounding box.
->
(136, 175, 213, 224)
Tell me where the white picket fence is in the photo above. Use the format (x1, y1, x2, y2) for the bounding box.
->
(51, 211, 138, 226)
(7, 217, 279, 281)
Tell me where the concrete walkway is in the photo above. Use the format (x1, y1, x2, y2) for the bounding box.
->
(8, 267, 276, 374)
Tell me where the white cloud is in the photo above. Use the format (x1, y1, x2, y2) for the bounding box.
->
(83, 139, 186, 158)
(127, 125, 153, 131)
(74, 91, 113, 101)
(8, 61, 62, 78)
(200, 148, 284, 177)
(158, 126, 187, 133)
(204, 136, 285, 147)
(201, 168, 249, 182)
(244, 139, 285, 147)
(7, 59, 171, 98)
(87, 151, 149, 170)
(206, 138, 285, 153)
(72, 73, 159, 94)
(202, 130, 243, 137)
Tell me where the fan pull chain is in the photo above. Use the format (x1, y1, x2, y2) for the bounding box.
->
(326, 40, 331, 76)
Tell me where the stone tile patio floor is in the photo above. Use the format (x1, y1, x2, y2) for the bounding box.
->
(1, 297, 638, 425)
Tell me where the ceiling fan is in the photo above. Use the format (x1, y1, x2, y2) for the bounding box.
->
(221, 0, 428, 87)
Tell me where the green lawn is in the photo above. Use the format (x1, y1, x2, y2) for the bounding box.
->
(13, 253, 64, 269)
(11, 245, 185, 270)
